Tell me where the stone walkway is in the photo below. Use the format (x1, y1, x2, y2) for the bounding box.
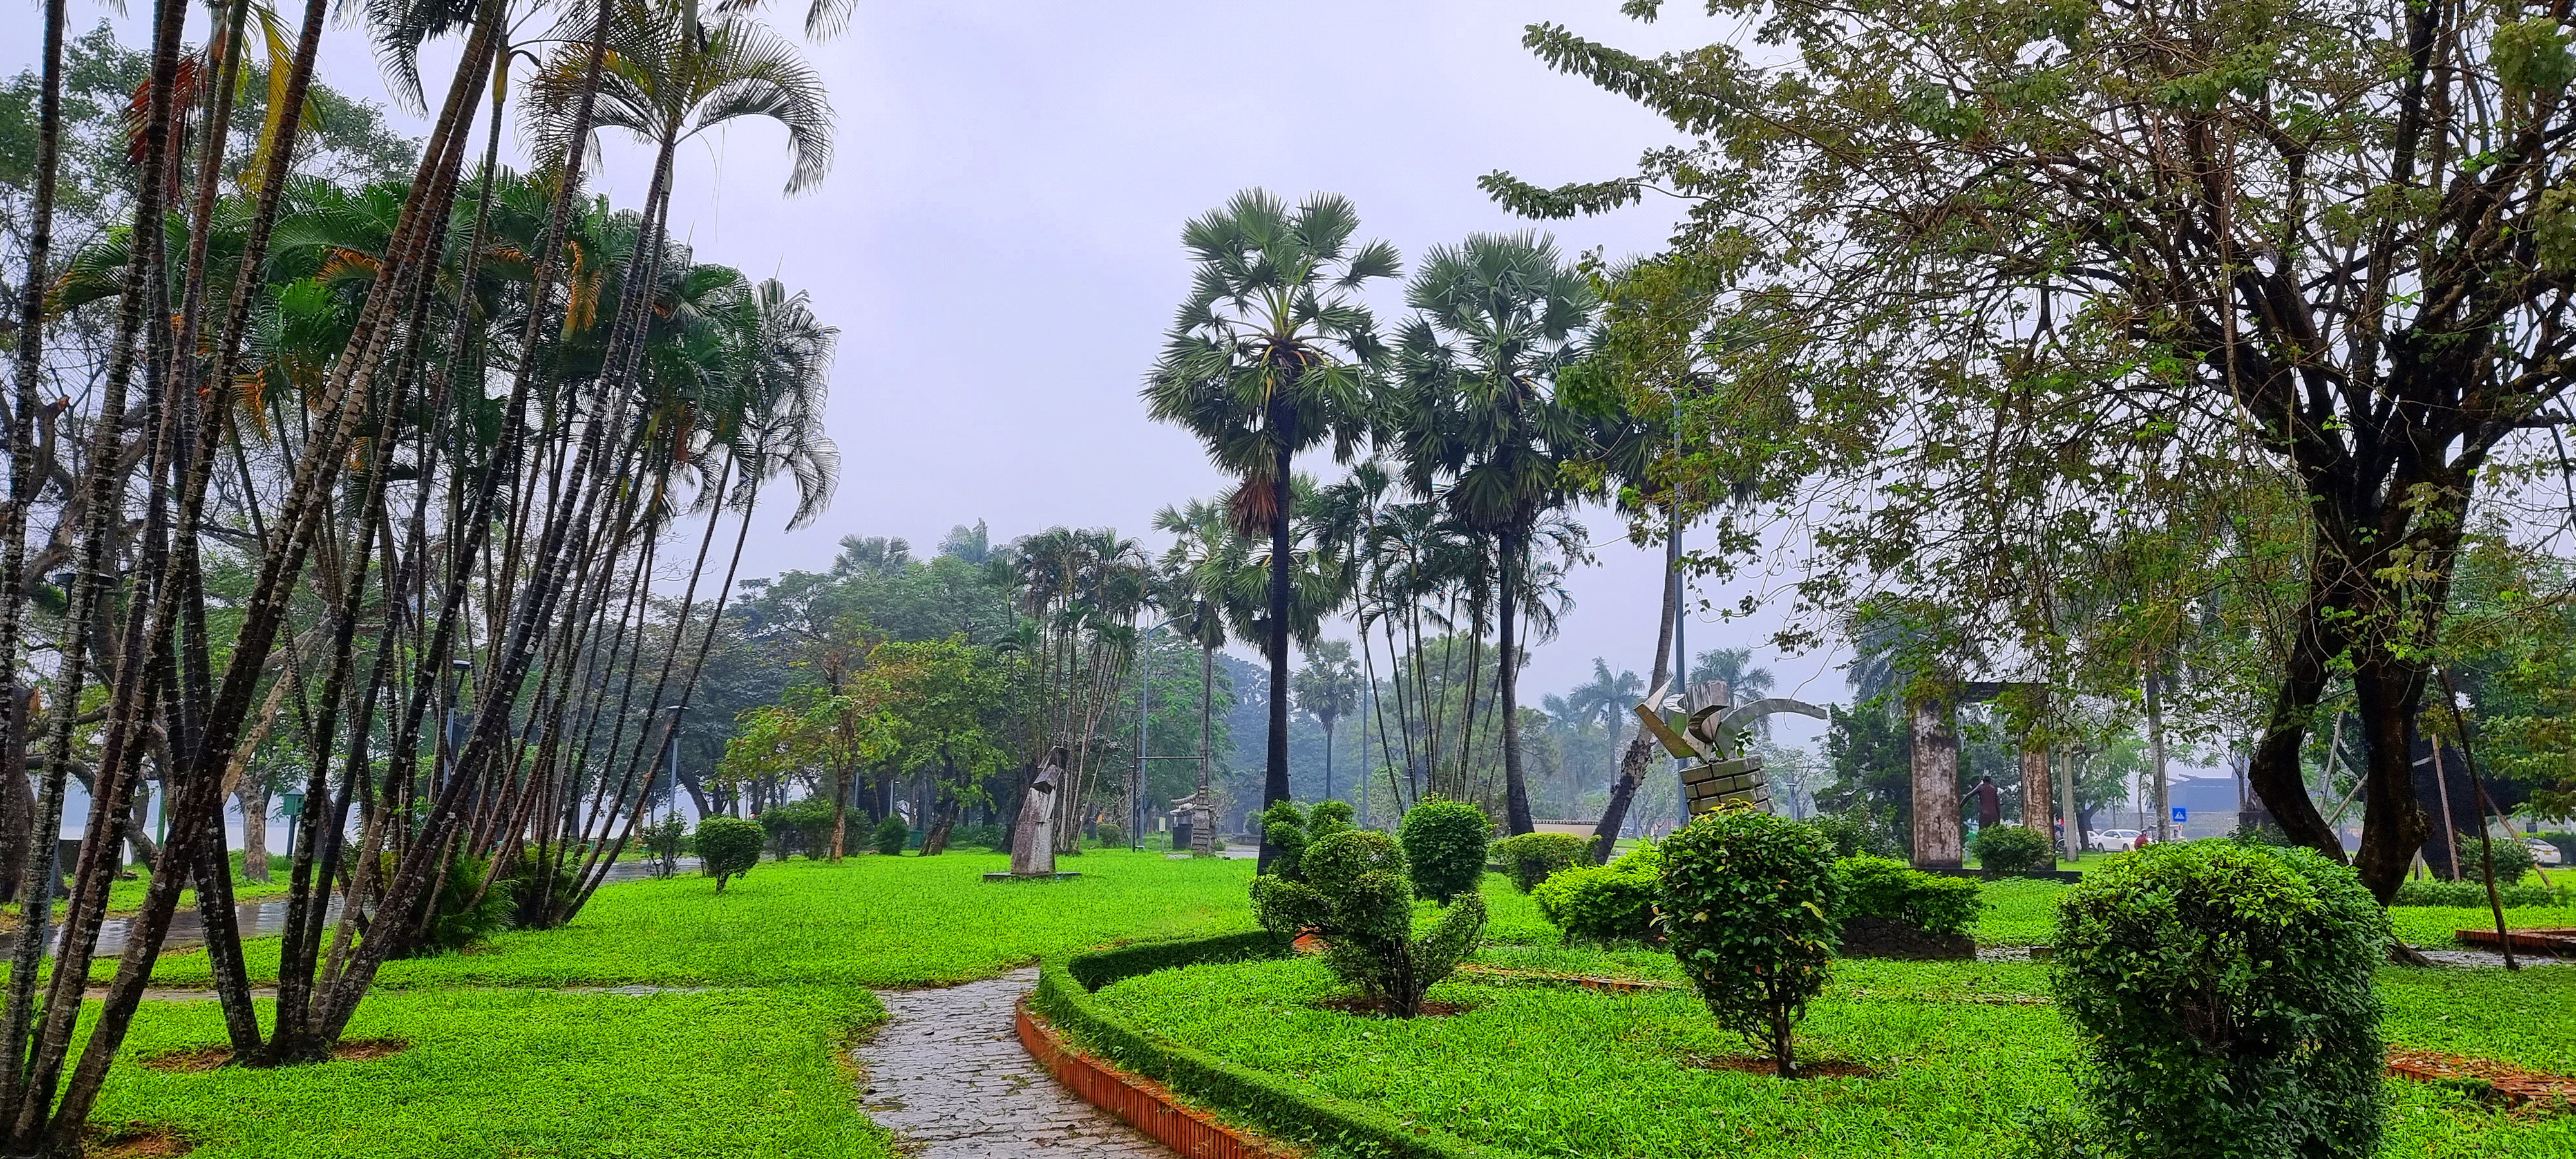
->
(855, 968, 1172, 1158)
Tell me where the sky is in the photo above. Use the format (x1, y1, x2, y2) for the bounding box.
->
(5, 1, 1884, 753)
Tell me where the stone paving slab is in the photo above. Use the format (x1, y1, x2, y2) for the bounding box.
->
(857, 968, 1173, 1158)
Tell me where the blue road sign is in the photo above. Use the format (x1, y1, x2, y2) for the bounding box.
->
(2172, 806, 2188, 825)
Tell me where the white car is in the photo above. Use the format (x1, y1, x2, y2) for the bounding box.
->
(2532, 838, 2566, 867)
(2088, 828, 2141, 854)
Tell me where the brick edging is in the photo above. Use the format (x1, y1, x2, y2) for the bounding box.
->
(1016, 997, 1303, 1159)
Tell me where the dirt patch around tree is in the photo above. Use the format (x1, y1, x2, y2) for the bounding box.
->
(1312, 994, 1473, 1018)
(138, 1037, 410, 1072)
(1686, 1053, 1877, 1079)
(84, 1124, 193, 1157)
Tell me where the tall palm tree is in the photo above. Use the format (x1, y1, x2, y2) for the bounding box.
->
(1291, 639, 1362, 802)
(1388, 232, 1598, 835)
(1144, 189, 1395, 871)
(1153, 496, 1240, 847)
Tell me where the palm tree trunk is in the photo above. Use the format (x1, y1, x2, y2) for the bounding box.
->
(1259, 446, 1293, 871)
(1498, 527, 1532, 835)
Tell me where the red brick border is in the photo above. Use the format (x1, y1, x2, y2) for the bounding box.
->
(1016, 999, 1303, 1159)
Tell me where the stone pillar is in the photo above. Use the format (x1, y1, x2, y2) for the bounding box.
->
(1909, 695, 1962, 869)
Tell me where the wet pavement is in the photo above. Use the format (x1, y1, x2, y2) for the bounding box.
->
(853, 968, 1171, 1158)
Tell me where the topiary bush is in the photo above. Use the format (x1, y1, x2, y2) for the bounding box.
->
(1259, 801, 1312, 880)
(1832, 854, 1984, 937)
(1250, 829, 1486, 1017)
(1531, 842, 1664, 946)
(1307, 799, 1355, 842)
(1398, 798, 1490, 905)
(1492, 832, 1589, 893)
(872, 815, 911, 856)
(2052, 841, 2387, 1159)
(1661, 806, 1840, 1077)
(694, 816, 764, 892)
(1973, 824, 2058, 877)
(1095, 820, 1126, 847)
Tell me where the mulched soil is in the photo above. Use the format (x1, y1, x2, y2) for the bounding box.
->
(1687, 1054, 1876, 1079)
(139, 1037, 410, 1072)
(85, 1124, 192, 1156)
(1312, 995, 1472, 1018)
(2387, 1049, 2576, 1115)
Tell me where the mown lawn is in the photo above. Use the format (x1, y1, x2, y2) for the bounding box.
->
(1089, 945, 2576, 1159)
(74, 847, 1256, 1157)
(132, 848, 1256, 988)
(95, 987, 893, 1158)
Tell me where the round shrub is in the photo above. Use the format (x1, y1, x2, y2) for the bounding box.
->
(1661, 806, 1840, 1076)
(2465, 834, 2533, 886)
(757, 797, 835, 858)
(1532, 842, 1663, 946)
(872, 814, 910, 856)
(1973, 824, 2056, 877)
(1833, 854, 1982, 937)
(694, 816, 764, 892)
(1095, 820, 1126, 847)
(1398, 798, 1491, 905)
(1805, 809, 1904, 859)
(1492, 832, 1589, 893)
(2052, 841, 2387, 1158)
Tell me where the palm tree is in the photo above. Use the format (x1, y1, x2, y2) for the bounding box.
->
(1291, 639, 1363, 802)
(1388, 232, 1598, 835)
(1152, 497, 1240, 847)
(1144, 189, 1396, 870)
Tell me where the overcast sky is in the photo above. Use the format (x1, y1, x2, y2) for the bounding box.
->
(14, 1, 1864, 744)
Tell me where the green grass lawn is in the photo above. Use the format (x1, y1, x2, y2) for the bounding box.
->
(96, 987, 893, 1158)
(131, 848, 1256, 989)
(70, 846, 1256, 1158)
(1088, 945, 2576, 1159)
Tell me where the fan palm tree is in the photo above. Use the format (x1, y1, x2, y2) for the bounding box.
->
(1291, 639, 1363, 802)
(1144, 189, 1396, 870)
(1387, 232, 1599, 836)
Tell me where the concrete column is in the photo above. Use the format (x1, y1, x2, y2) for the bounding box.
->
(1909, 695, 1962, 869)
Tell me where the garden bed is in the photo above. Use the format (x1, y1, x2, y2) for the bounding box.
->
(1070, 942, 2576, 1158)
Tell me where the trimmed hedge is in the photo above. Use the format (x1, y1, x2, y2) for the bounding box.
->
(1036, 936, 1496, 1159)
(1833, 855, 1984, 937)
(1491, 833, 1589, 893)
(1970, 825, 2056, 876)
(1531, 843, 1664, 946)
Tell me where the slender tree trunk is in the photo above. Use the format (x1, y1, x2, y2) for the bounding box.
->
(1590, 511, 1681, 864)
(1258, 446, 1291, 871)
(1498, 527, 1532, 836)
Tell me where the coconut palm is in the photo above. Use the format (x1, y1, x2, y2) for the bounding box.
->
(1387, 232, 1599, 836)
(1144, 189, 1396, 870)
(1152, 497, 1242, 833)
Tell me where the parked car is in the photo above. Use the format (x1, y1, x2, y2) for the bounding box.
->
(2088, 828, 2141, 853)
(2532, 838, 2565, 867)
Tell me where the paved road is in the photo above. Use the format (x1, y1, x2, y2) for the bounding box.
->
(855, 968, 1172, 1158)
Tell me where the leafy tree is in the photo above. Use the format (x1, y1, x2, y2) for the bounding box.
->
(1485, 0, 2576, 901)
(1146, 189, 1396, 871)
